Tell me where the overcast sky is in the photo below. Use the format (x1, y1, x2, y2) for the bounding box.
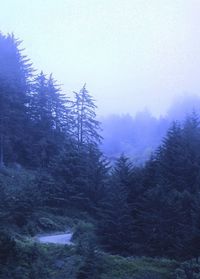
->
(1, 0, 200, 116)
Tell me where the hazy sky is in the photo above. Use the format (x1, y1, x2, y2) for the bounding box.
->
(1, 0, 200, 116)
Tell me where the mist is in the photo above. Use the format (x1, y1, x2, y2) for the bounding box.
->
(1, 0, 200, 117)
(101, 94, 200, 163)
(2, 1, 200, 276)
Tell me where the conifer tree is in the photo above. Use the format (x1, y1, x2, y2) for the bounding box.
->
(72, 84, 102, 148)
(46, 74, 72, 134)
(135, 185, 188, 258)
(99, 155, 133, 254)
(0, 33, 33, 166)
(156, 121, 185, 191)
(30, 72, 71, 167)
(136, 115, 200, 258)
(49, 144, 109, 214)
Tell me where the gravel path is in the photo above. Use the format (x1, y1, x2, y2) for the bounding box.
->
(37, 232, 73, 245)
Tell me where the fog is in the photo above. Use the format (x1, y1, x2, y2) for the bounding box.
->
(1, 0, 200, 117)
(101, 94, 200, 163)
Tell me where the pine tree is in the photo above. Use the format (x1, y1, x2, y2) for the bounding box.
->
(157, 115, 200, 193)
(72, 84, 102, 148)
(0, 33, 33, 166)
(46, 74, 72, 134)
(135, 185, 190, 258)
(136, 115, 200, 259)
(29, 72, 71, 167)
(49, 143, 109, 214)
(156, 121, 185, 192)
(181, 113, 200, 193)
(99, 155, 133, 254)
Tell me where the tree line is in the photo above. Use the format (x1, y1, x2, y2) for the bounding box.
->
(1, 32, 200, 263)
(0, 33, 102, 168)
(99, 115, 200, 260)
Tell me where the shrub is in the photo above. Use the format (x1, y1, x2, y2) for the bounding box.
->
(175, 260, 200, 279)
(0, 230, 16, 263)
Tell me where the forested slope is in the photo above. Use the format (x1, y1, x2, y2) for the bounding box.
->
(1, 33, 200, 279)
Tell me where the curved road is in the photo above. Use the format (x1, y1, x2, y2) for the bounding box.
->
(37, 232, 73, 245)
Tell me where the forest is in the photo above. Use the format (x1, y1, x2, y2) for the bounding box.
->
(1, 33, 200, 279)
(101, 95, 200, 163)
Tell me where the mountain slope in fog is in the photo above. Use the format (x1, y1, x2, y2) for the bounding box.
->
(101, 95, 200, 163)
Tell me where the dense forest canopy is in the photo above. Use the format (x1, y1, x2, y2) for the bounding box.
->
(1, 32, 200, 279)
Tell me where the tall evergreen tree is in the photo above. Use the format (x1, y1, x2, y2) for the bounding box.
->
(135, 185, 190, 258)
(181, 113, 200, 193)
(72, 84, 102, 148)
(156, 121, 185, 192)
(29, 72, 70, 167)
(0, 33, 33, 166)
(99, 155, 133, 254)
(48, 143, 109, 214)
(136, 114, 200, 259)
(157, 115, 200, 193)
(46, 74, 72, 133)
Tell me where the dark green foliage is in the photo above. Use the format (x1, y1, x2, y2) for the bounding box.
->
(0, 33, 72, 168)
(73, 222, 102, 279)
(72, 84, 102, 147)
(135, 186, 189, 258)
(175, 259, 200, 279)
(28, 72, 70, 167)
(99, 155, 134, 254)
(98, 114, 200, 260)
(0, 230, 16, 263)
(2, 31, 200, 278)
(72, 221, 96, 254)
(132, 114, 200, 259)
(101, 256, 178, 279)
(0, 33, 33, 166)
(48, 144, 109, 214)
(0, 168, 39, 231)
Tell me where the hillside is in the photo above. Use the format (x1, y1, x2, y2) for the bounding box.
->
(1, 32, 200, 279)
